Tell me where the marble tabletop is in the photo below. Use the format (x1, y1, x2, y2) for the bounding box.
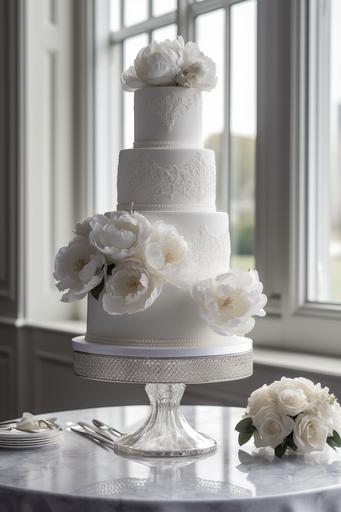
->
(0, 405, 341, 512)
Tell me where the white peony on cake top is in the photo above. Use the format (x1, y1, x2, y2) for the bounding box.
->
(121, 36, 217, 92)
(54, 38, 267, 346)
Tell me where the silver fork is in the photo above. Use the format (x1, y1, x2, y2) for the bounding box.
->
(67, 423, 116, 451)
(92, 419, 124, 438)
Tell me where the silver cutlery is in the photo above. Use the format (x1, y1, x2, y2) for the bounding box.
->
(70, 426, 112, 451)
(92, 419, 124, 438)
(68, 423, 116, 450)
(77, 422, 115, 443)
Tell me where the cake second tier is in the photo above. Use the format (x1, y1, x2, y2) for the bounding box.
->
(117, 148, 216, 212)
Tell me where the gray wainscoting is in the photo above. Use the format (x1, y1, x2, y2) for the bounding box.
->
(1, 323, 341, 420)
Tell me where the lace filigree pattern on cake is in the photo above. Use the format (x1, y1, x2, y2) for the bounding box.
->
(120, 152, 215, 207)
(145, 90, 202, 131)
(189, 224, 230, 277)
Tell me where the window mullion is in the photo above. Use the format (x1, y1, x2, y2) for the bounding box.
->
(224, 6, 231, 215)
(177, 0, 190, 40)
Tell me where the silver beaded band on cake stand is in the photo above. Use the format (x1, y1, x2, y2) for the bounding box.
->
(72, 336, 253, 457)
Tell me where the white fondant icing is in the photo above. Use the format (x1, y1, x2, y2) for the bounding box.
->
(117, 149, 216, 211)
(134, 87, 202, 148)
(86, 211, 231, 347)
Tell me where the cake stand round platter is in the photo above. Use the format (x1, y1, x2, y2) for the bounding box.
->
(72, 336, 253, 458)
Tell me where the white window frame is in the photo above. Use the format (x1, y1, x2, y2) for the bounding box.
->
(90, 0, 341, 356)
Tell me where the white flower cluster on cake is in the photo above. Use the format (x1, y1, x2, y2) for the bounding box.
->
(235, 377, 341, 458)
(54, 210, 195, 315)
(54, 211, 266, 335)
(121, 36, 217, 92)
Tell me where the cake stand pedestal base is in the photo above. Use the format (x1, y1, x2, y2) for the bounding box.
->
(72, 336, 253, 457)
(114, 383, 216, 457)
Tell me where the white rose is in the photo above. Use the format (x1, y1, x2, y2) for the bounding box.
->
(268, 381, 309, 416)
(144, 221, 196, 287)
(293, 414, 329, 452)
(192, 269, 267, 336)
(276, 387, 308, 417)
(121, 37, 184, 91)
(247, 384, 272, 417)
(102, 261, 162, 315)
(89, 211, 151, 262)
(330, 404, 341, 435)
(305, 394, 341, 436)
(292, 377, 317, 400)
(253, 405, 295, 449)
(54, 237, 105, 302)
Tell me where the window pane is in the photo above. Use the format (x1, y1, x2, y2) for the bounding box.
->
(124, 0, 148, 27)
(195, 10, 225, 209)
(152, 0, 176, 17)
(229, 0, 257, 270)
(110, 0, 121, 31)
(308, 0, 341, 303)
(152, 24, 177, 41)
(123, 34, 149, 149)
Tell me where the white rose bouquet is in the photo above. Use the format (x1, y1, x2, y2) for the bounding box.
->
(235, 377, 341, 458)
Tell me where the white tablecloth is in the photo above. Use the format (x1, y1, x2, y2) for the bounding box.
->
(0, 406, 341, 511)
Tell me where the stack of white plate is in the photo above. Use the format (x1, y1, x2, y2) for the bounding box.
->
(0, 425, 63, 449)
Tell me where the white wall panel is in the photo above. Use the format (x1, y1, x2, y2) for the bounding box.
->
(25, 0, 76, 322)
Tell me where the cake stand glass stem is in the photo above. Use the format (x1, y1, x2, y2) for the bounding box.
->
(114, 383, 217, 457)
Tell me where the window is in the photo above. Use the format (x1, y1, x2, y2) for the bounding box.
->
(307, 0, 341, 304)
(108, 0, 257, 271)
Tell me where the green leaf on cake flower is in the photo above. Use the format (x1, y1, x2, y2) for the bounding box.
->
(107, 264, 116, 275)
(90, 279, 104, 301)
(235, 416, 255, 434)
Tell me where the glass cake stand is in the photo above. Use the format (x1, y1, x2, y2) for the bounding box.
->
(72, 336, 253, 457)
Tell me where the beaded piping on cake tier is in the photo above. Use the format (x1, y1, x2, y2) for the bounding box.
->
(119, 152, 215, 208)
(117, 203, 216, 212)
(142, 90, 202, 131)
(84, 334, 229, 347)
(73, 350, 253, 384)
(133, 140, 199, 148)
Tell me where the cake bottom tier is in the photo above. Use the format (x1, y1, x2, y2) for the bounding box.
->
(86, 211, 232, 349)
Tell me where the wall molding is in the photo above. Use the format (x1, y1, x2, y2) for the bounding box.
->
(0, 0, 18, 314)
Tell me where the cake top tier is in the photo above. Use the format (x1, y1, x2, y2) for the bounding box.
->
(134, 87, 202, 148)
(121, 37, 217, 92)
(122, 37, 217, 149)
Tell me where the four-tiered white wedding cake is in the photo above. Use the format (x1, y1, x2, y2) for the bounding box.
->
(54, 37, 266, 363)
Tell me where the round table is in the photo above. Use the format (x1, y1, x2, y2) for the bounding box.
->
(0, 406, 341, 511)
